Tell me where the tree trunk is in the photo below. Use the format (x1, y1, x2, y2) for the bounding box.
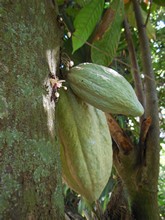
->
(105, 1, 160, 219)
(131, 1, 160, 219)
(0, 1, 64, 219)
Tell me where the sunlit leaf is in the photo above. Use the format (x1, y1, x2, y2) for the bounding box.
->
(72, 0, 104, 53)
(91, 0, 124, 66)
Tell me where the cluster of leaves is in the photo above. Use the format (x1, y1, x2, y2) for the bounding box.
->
(58, 0, 124, 66)
(57, 0, 165, 218)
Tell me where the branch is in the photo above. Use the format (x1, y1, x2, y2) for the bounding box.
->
(144, 0, 152, 27)
(93, 7, 115, 41)
(124, 17, 145, 120)
(132, 0, 160, 186)
(106, 114, 133, 155)
(132, 0, 159, 119)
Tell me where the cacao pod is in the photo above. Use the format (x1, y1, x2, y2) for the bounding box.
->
(56, 87, 112, 202)
(67, 63, 144, 116)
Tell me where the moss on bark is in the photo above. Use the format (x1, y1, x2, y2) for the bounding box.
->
(0, 1, 64, 219)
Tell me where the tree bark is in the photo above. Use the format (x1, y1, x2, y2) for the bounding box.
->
(132, 0, 160, 219)
(123, 17, 145, 116)
(0, 1, 64, 219)
(105, 1, 160, 219)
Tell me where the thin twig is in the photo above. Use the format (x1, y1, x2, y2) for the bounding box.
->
(144, 0, 152, 27)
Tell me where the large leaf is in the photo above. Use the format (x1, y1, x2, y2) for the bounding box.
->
(125, 2, 156, 40)
(91, 0, 124, 66)
(72, 0, 104, 53)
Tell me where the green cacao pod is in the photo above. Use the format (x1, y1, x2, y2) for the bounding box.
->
(56, 87, 112, 202)
(67, 63, 144, 116)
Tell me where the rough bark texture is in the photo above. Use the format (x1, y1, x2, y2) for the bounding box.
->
(0, 1, 64, 219)
(132, 1, 160, 218)
(105, 1, 160, 219)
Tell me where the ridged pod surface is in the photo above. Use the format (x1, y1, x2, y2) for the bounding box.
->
(67, 63, 144, 116)
(56, 88, 112, 202)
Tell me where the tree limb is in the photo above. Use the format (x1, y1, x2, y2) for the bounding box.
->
(93, 7, 115, 41)
(132, 0, 160, 184)
(124, 17, 145, 120)
(144, 0, 152, 27)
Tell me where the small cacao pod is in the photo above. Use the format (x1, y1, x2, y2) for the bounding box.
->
(67, 63, 144, 116)
(56, 87, 112, 202)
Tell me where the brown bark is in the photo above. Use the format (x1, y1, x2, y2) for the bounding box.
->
(93, 7, 115, 41)
(105, 1, 160, 220)
(131, 2, 160, 218)
(105, 1, 160, 219)
(124, 17, 145, 116)
(138, 116, 152, 165)
(106, 114, 133, 155)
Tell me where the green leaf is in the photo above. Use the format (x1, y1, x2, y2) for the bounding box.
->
(75, 0, 92, 7)
(72, 0, 104, 53)
(91, 0, 124, 66)
(125, 2, 156, 40)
